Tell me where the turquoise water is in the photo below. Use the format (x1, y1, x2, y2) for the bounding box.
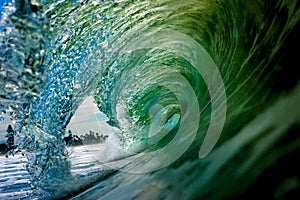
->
(0, 0, 299, 199)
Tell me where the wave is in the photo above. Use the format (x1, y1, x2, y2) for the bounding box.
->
(1, 0, 299, 199)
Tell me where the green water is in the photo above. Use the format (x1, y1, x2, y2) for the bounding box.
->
(0, 0, 299, 199)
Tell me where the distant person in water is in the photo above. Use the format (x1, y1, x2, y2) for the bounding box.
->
(72, 135, 83, 145)
(64, 130, 73, 145)
(64, 130, 83, 146)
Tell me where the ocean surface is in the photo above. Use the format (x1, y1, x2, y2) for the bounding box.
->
(0, 0, 299, 199)
(0, 154, 32, 199)
(0, 141, 126, 200)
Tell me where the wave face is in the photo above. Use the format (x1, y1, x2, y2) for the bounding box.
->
(1, 0, 299, 199)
